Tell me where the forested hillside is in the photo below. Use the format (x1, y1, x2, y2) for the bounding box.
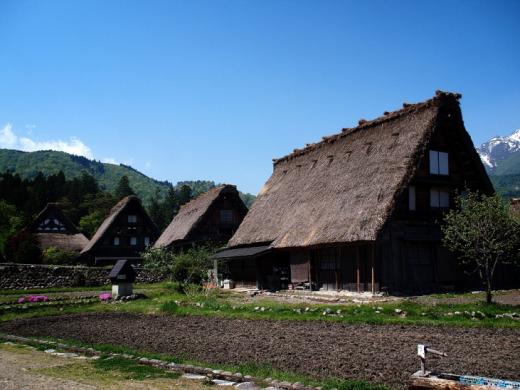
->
(0, 149, 256, 207)
(0, 149, 171, 203)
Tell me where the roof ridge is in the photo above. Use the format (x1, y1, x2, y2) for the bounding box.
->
(273, 90, 461, 165)
(177, 184, 235, 211)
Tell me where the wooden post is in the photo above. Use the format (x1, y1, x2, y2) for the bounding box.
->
(356, 246, 360, 293)
(308, 254, 312, 291)
(371, 244, 375, 295)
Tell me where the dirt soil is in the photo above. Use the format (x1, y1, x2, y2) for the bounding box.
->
(1, 313, 519, 389)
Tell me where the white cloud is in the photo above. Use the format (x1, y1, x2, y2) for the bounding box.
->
(0, 124, 18, 148)
(102, 157, 118, 164)
(0, 123, 93, 158)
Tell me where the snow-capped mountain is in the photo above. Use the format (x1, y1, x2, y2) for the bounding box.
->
(477, 129, 520, 173)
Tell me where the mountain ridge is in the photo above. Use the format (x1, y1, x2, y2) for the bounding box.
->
(0, 149, 256, 207)
(477, 128, 520, 175)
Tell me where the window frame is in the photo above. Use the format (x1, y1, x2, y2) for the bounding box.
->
(220, 209, 233, 224)
(430, 187, 450, 208)
(429, 150, 449, 175)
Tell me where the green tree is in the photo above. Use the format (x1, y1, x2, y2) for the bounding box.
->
(114, 175, 135, 200)
(442, 192, 520, 304)
(0, 200, 23, 258)
(79, 210, 106, 238)
(177, 184, 192, 207)
(141, 245, 216, 285)
(5, 230, 42, 264)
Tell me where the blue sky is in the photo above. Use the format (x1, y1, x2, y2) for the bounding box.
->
(0, 0, 518, 194)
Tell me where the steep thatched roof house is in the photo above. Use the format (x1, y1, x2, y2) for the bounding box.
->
(154, 185, 248, 251)
(216, 91, 498, 293)
(81, 195, 159, 264)
(28, 203, 88, 253)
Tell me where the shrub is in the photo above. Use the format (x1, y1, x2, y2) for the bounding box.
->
(42, 247, 78, 265)
(5, 231, 42, 264)
(141, 245, 216, 286)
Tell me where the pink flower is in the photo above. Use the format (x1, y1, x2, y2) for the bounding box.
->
(18, 297, 26, 304)
(99, 293, 112, 301)
(27, 295, 49, 302)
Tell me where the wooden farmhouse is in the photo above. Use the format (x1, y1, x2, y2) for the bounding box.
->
(154, 185, 248, 251)
(216, 91, 503, 294)
(28, 203, 89, 254)
(81, 195, 159, 264)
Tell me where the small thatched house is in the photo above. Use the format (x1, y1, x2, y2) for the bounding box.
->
(154, 185, 248, 251)
(28, 203, 88, 254)
(81, 195, 159, 264)
(216, 91, 496, 293)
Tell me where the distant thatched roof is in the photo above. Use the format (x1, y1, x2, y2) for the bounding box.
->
(29, 203, 88, 253)
(35, 232, 89, 253)
(229, 91, 488, 249)
(81, 195, 158, 254)
(154, 185, 241, 248)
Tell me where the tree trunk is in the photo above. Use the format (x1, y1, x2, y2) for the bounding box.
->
(485, 275, 493, 304)
(486, 288, 492, 304)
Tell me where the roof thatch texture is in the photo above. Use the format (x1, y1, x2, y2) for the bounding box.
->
(35, 232, 89, 253)
(81, 195, 157, 254)
(29, 203, 89, 253)
(154, 185, 239, 248)
(229, 91, 471, 249)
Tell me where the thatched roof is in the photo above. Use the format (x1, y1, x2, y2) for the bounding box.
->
(29, 203, 88, 253)
(229, 91, 484, 249)
(34, 232, 89, 253)
(81, 195, 157, 254)
(154, 185, 240, 248)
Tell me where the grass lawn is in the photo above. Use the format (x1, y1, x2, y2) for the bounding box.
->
(0, 282, 518, 327)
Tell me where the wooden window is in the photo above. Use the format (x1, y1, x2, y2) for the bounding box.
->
(128, 215, 137, 224)
(113, 237, 120, 246)
(429, 150, 449, 175)
(220, 210, 233, 223)
(130, 237, 137, 246)
(430, 188, 450, 208)
(409, 186, 416, 211)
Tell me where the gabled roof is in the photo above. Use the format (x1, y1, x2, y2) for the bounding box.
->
(29, 203, 89, 253)
(81, 195, 158, 254)
(229, 91, 491, 249)
(154, 185, 244, 248)
(30, 203, 80, 234)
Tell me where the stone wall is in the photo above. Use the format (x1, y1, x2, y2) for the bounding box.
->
(0, 263, 167, 290)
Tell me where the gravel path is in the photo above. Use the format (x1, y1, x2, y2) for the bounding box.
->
(1, 313, 519, 389)
(0, 344, 96, 390)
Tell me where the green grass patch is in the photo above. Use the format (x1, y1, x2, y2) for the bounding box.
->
(93, 355, 180, 380)
(159, 297, 520, 328)
(0, 285, 111, 296)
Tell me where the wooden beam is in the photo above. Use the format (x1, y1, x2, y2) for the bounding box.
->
(371, 244, 375, 294)
(356, 246, 360, 293)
